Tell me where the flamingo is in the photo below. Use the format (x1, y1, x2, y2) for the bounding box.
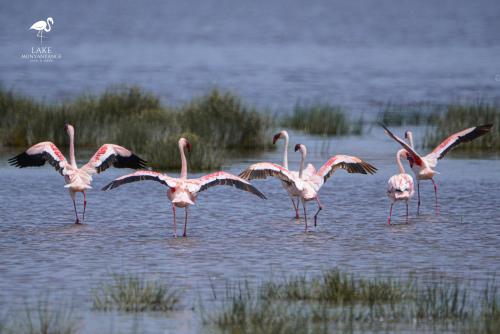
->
(272, 130, 315, 219)
(8, 123, 146, 224)
(29, 17, 54, 43)
(387, 149, 415, 225)
(101, 138, 266, 238)
(381, 124, 492, 214)
(239, 143, 377, 231)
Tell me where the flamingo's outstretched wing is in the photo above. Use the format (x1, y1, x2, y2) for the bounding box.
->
(424, 124, 492, 165)
(189, 171, 266, 199)
(8, 141, 68, 175)
(101, 170, 176, 191)
(83, 144, 147, 174)
(381, 124, 425, 167)
(238, 162, 298, 185)
(316, 155, 377, 185)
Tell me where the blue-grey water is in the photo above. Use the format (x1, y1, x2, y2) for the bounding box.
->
(1, 0, 500, 111)
(1, 0, 500, 332)
(0, 130, 499, 333)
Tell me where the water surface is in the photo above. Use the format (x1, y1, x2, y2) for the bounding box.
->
(1, 0, 499, 111)
(0, 130, 499, 332)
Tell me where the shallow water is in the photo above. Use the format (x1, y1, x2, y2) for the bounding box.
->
(0, 130, 499, 332)
(1, 0, 500, 110)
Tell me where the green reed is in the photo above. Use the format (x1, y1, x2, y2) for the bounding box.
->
(423, 102, 499, 152)
(92, 274, 181, 312)
(0, 86, 273, 171)
(376, 102, 442, 126)
(283, 102, 363, 136)
(2, 296, 79, 334)
(205, 270, 500, 333)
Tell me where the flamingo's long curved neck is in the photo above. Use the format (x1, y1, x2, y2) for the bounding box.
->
(282, 131, 289, 169)
(406, 131, 414, 148)
(68, 130, 77, 168)
(45, 19, 52, 32)
(298, 148, 306, 178)
(396, 149, 406, 174)
(179, 142, 188, 179)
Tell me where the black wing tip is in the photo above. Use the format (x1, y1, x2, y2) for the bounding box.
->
(101, 182, 115, 191)
(135, 154, 148, 169)
(477, 124, 493, 133)
(251, 186, 267, 199)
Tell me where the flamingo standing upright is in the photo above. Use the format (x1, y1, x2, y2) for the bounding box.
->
(102, 138, 266, 238)
(8, 123, 146, 224)
(387, 149, 415, 225)
(272, 130, 315, 219)
(239, 143, 377, 231)
(29, 17, 54, 43)
(381, 124, 492, 214)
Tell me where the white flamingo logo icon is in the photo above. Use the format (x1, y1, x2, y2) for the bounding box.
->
(29, 17, 54, 44)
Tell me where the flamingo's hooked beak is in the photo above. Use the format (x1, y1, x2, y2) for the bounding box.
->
(272, 133, 281, 145)
(294, 144, 301, 152)
(185, 140, 192, 153)
(64, 123, 69, 131)
(404, 131, 409, 139)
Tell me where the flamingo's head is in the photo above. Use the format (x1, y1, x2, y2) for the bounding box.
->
(64, 123, 74, 136)
(294, 143, 306, 155)
(272, 130, 288, 145)
(47, 17, 54, 25)
(179, 137, 192, 152)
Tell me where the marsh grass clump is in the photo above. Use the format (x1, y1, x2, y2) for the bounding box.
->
(205, 282, 328, 334)
(283, 102, 362, 136)
(376, 102, 442, 126)
(92, 274, 181, 312)
(205, 270, 500, 333)
(4, 296, 79, 334)
(179, 89, 273, 150)
(423, 102, 500, 152)
(0, 86, 273, 170)
(260, 270, 408, 305)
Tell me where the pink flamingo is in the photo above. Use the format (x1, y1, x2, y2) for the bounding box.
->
(272, 130, 315, 218)
(381, 124, 492, 214)
(387, 149, 415, 224)
(8, 124, 146, 224)
(102, 138, 266, 238)
(239, 143, 377, 231)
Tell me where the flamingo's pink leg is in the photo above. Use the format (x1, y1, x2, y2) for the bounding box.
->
(82, 191, 87, 223)
(431, 178, 439, 215)
(388, 203, 394, 225)
(405, 201, 409, 224)
(183, 207, 188, 237)
(302, 201, 308, 232)
(71, 192, 80, 224)
(417, 181, 421, 215)
(291, 198, 299, 219)
(313, 197, 323, 227)
(172, 205, 177, 238)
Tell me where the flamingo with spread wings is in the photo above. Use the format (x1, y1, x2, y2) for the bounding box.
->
(381, 124, 492, 214)
(272, 130, 315, 218)
(8, 124, 146, 224)
(239, 143, 377, 231)
(387, 149, 415, 225)
(102, 138, 266, 238)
